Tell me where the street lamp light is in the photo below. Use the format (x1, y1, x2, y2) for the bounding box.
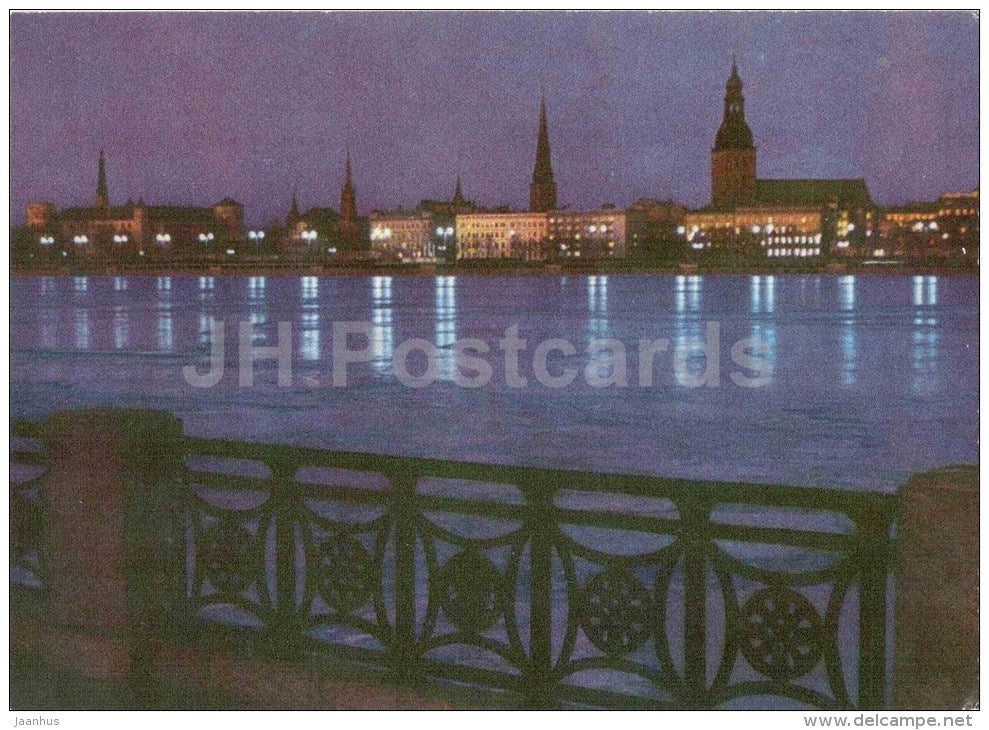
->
(435, 225, 454, 258)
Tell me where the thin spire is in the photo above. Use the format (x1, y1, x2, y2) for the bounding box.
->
(340, 150, 357, 220)
(453, 175, 463, 204)
(95, 149, 108, 208)
(529, 94, 556, 212)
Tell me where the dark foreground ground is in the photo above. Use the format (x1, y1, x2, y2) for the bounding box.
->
(10, 651, 253, 710)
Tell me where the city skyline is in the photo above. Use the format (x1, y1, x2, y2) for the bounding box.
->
(10, 12, 979, 225)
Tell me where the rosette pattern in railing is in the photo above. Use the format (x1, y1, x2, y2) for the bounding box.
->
(173, 437, 897, 709)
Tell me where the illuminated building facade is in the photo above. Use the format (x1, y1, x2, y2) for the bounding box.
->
(370, 178, 476, 261)
(23, 152, 244, 260)
(455, 211, 548, 260)
(878, 188, 979, 260)
(936, 189, 979, 257)
(370, 209, 434, 260)
(547, 207, 627, 259)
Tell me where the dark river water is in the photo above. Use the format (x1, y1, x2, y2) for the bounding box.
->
(9, 273, 978, 491)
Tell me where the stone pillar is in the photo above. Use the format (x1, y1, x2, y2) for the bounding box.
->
(42, 409, 184, 695)
(894, 465, 979, 709)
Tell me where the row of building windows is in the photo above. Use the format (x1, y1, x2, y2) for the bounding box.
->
(766, 247, 821, 257)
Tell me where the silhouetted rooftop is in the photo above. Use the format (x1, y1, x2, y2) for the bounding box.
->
(754, 178, 873, 207)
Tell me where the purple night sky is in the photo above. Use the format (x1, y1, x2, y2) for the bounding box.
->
(10, 11, 979, 225)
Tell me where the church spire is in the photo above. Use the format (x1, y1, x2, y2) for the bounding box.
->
(711, 56, 757, 207)
(528, 94, 557, 212)
(287, 190, 300, 228)
(340, 151, 357, 220)
(95, 149, 108, 208)
(453, 175, 464, 205)
(714, 55, 753, 151)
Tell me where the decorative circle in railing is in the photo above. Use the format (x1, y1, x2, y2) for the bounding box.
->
(315, 535, 377, 614)
(579, 566, 652, 657)
(200, 519, 255, 596)
(739, 586, 823, 682)
(438, 550, 503, 635)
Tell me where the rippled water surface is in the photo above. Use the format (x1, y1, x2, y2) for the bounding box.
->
(9, 274, 978, 491)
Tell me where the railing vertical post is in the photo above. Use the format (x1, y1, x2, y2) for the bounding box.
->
(682, 488, 710, 708)
(525, 482, 555, 708)
(893, 466, 978, 709)
(269, 452, 303, 660)
(857, 503, 893, 709)
(43, 409, 183, 708)
(390, 464, 420, 684)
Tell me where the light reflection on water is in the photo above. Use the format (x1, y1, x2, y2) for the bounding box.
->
(911, 276, 939, 395)
(371, 276, 394, 375)
(435, 276, 457, 378)
(10, 274, 979, 490)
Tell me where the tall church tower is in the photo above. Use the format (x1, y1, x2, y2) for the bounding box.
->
(453, 175, 464, 207)
(340, 151, 357, 221)
(711, 57, 756, 207)
(338, 152, 360, 250)
(95, 149, 109, 208)
(528, 96, 557, 212)
(286, 191, 300, 229)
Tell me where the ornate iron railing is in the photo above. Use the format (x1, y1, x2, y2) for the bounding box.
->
(10, 420, 47, 592)
(174, 436, 898, 710)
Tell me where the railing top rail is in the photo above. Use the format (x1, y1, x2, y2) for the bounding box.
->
(182, 434, 898, 517)
(8, 419, 899, 517)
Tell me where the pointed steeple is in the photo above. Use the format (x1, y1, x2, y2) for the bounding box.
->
(95, 149, 109, 208)
(453, 175, 464, 205)
(714, 55, 753, 151)
(711, 56, 757, 208)
(340, 151, 357, 220)
(528, 94, 557, 212)
(287, 190, 300, 228)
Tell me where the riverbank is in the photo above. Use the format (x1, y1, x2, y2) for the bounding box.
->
(9, 258, 979, 278)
